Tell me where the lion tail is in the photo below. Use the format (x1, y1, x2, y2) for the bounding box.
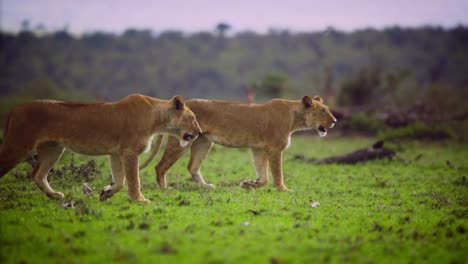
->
(139, 135, 164, 170)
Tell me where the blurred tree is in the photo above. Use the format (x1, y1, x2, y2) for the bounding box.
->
(34, 23, 47, 35)
(322, 66, 335, 106)
(337, 68, 380, 106)
(21, 19, 31, 32)
(215, 23, 231, 37)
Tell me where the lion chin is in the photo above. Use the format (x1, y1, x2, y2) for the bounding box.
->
(318, 125, 328, 137)
(318, 130, 327, 137)
(179, 139, 189, 147)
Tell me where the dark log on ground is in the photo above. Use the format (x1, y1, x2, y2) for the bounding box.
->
(313, 140, 396, 164)
(315, 140, 395, 164)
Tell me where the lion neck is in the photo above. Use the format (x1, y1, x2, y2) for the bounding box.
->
(149, 102, 173, 134)
(291, 102, 309, 132)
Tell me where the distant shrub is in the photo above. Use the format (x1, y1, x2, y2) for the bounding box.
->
(339, 113, 386, 135)
(446, 120, 468, 141)
(378, 122, 456, 141)
(337, 69, 380, 106)
(258, 72, 290, 98)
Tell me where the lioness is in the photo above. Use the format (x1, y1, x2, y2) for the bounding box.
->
(142, 95, 336, 191)
(0, 95, 202, 202)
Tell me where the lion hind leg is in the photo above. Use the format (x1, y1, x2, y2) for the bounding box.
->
(100, 154, 125, 201)
(240, 149, 269, 189)
(32, 142, 65, 199)
(187, 136, 214, 189)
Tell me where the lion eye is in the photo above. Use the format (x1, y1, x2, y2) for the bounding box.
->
(321, 109, 326, 115)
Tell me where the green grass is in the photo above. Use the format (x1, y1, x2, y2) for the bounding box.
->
(1, 136, 467, 264)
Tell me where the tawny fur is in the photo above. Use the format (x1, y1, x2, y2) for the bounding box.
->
(0, 94, 201, 202)
(147, 95, 337, 191)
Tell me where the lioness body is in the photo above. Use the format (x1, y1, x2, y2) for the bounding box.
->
(187, 100, 294, 149)
(0, 94, 201, 202)
(154, 96, 337, 190)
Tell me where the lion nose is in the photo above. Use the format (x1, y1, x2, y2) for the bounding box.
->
(332, 119, 337, 124)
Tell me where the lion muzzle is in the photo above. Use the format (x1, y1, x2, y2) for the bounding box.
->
(318, 125, 328, 137)
(183, 132, 198, 141)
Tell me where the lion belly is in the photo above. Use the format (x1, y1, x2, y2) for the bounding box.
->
(204, 133, 264, 148)
(62, 142, 118, 156)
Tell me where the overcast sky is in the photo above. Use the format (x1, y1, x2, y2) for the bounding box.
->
(2, 0, 468, 34)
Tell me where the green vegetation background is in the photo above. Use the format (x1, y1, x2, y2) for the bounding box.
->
(2, 26, 467, 103)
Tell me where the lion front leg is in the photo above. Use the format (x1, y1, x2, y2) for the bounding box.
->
(100, 155, 125, 201)
(240, 149, 269, 189)
(267, 150, 290, 191)
(122, 152, 150, 203)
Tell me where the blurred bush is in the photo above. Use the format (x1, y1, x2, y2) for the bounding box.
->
(377, 122, 456, 141)
(0, 78, 93, 124)
(338, 112, 386, 135)
(258, 72, 290, 99)
(337, 69, 380, 106)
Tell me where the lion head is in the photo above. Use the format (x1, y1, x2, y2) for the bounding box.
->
(301, 95, 337, 137)
(166, 96, 202, 146)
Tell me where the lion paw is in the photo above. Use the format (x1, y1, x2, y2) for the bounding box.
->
(202, 183, 216, 189)
(135, 196, 151, 203)
(157, 182, 170, 189)
(157, 184, 173, 190)
(276, 185, 292, 192)
(100, 186, 114, 201)
(48, 191, 65, 200)
(240, 179, 257, 189)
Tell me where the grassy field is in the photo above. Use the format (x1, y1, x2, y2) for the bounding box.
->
(0, 136, 467, 264)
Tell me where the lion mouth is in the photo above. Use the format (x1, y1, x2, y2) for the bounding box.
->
(318, 125, 327, 137)
(180, 132, 199, 147)
(183, 133, 194, 141)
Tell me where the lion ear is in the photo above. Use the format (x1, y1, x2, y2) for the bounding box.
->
(171, 95, 185, 110)
(302, 96, 314, 109)
(313, 95, 323, 103)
